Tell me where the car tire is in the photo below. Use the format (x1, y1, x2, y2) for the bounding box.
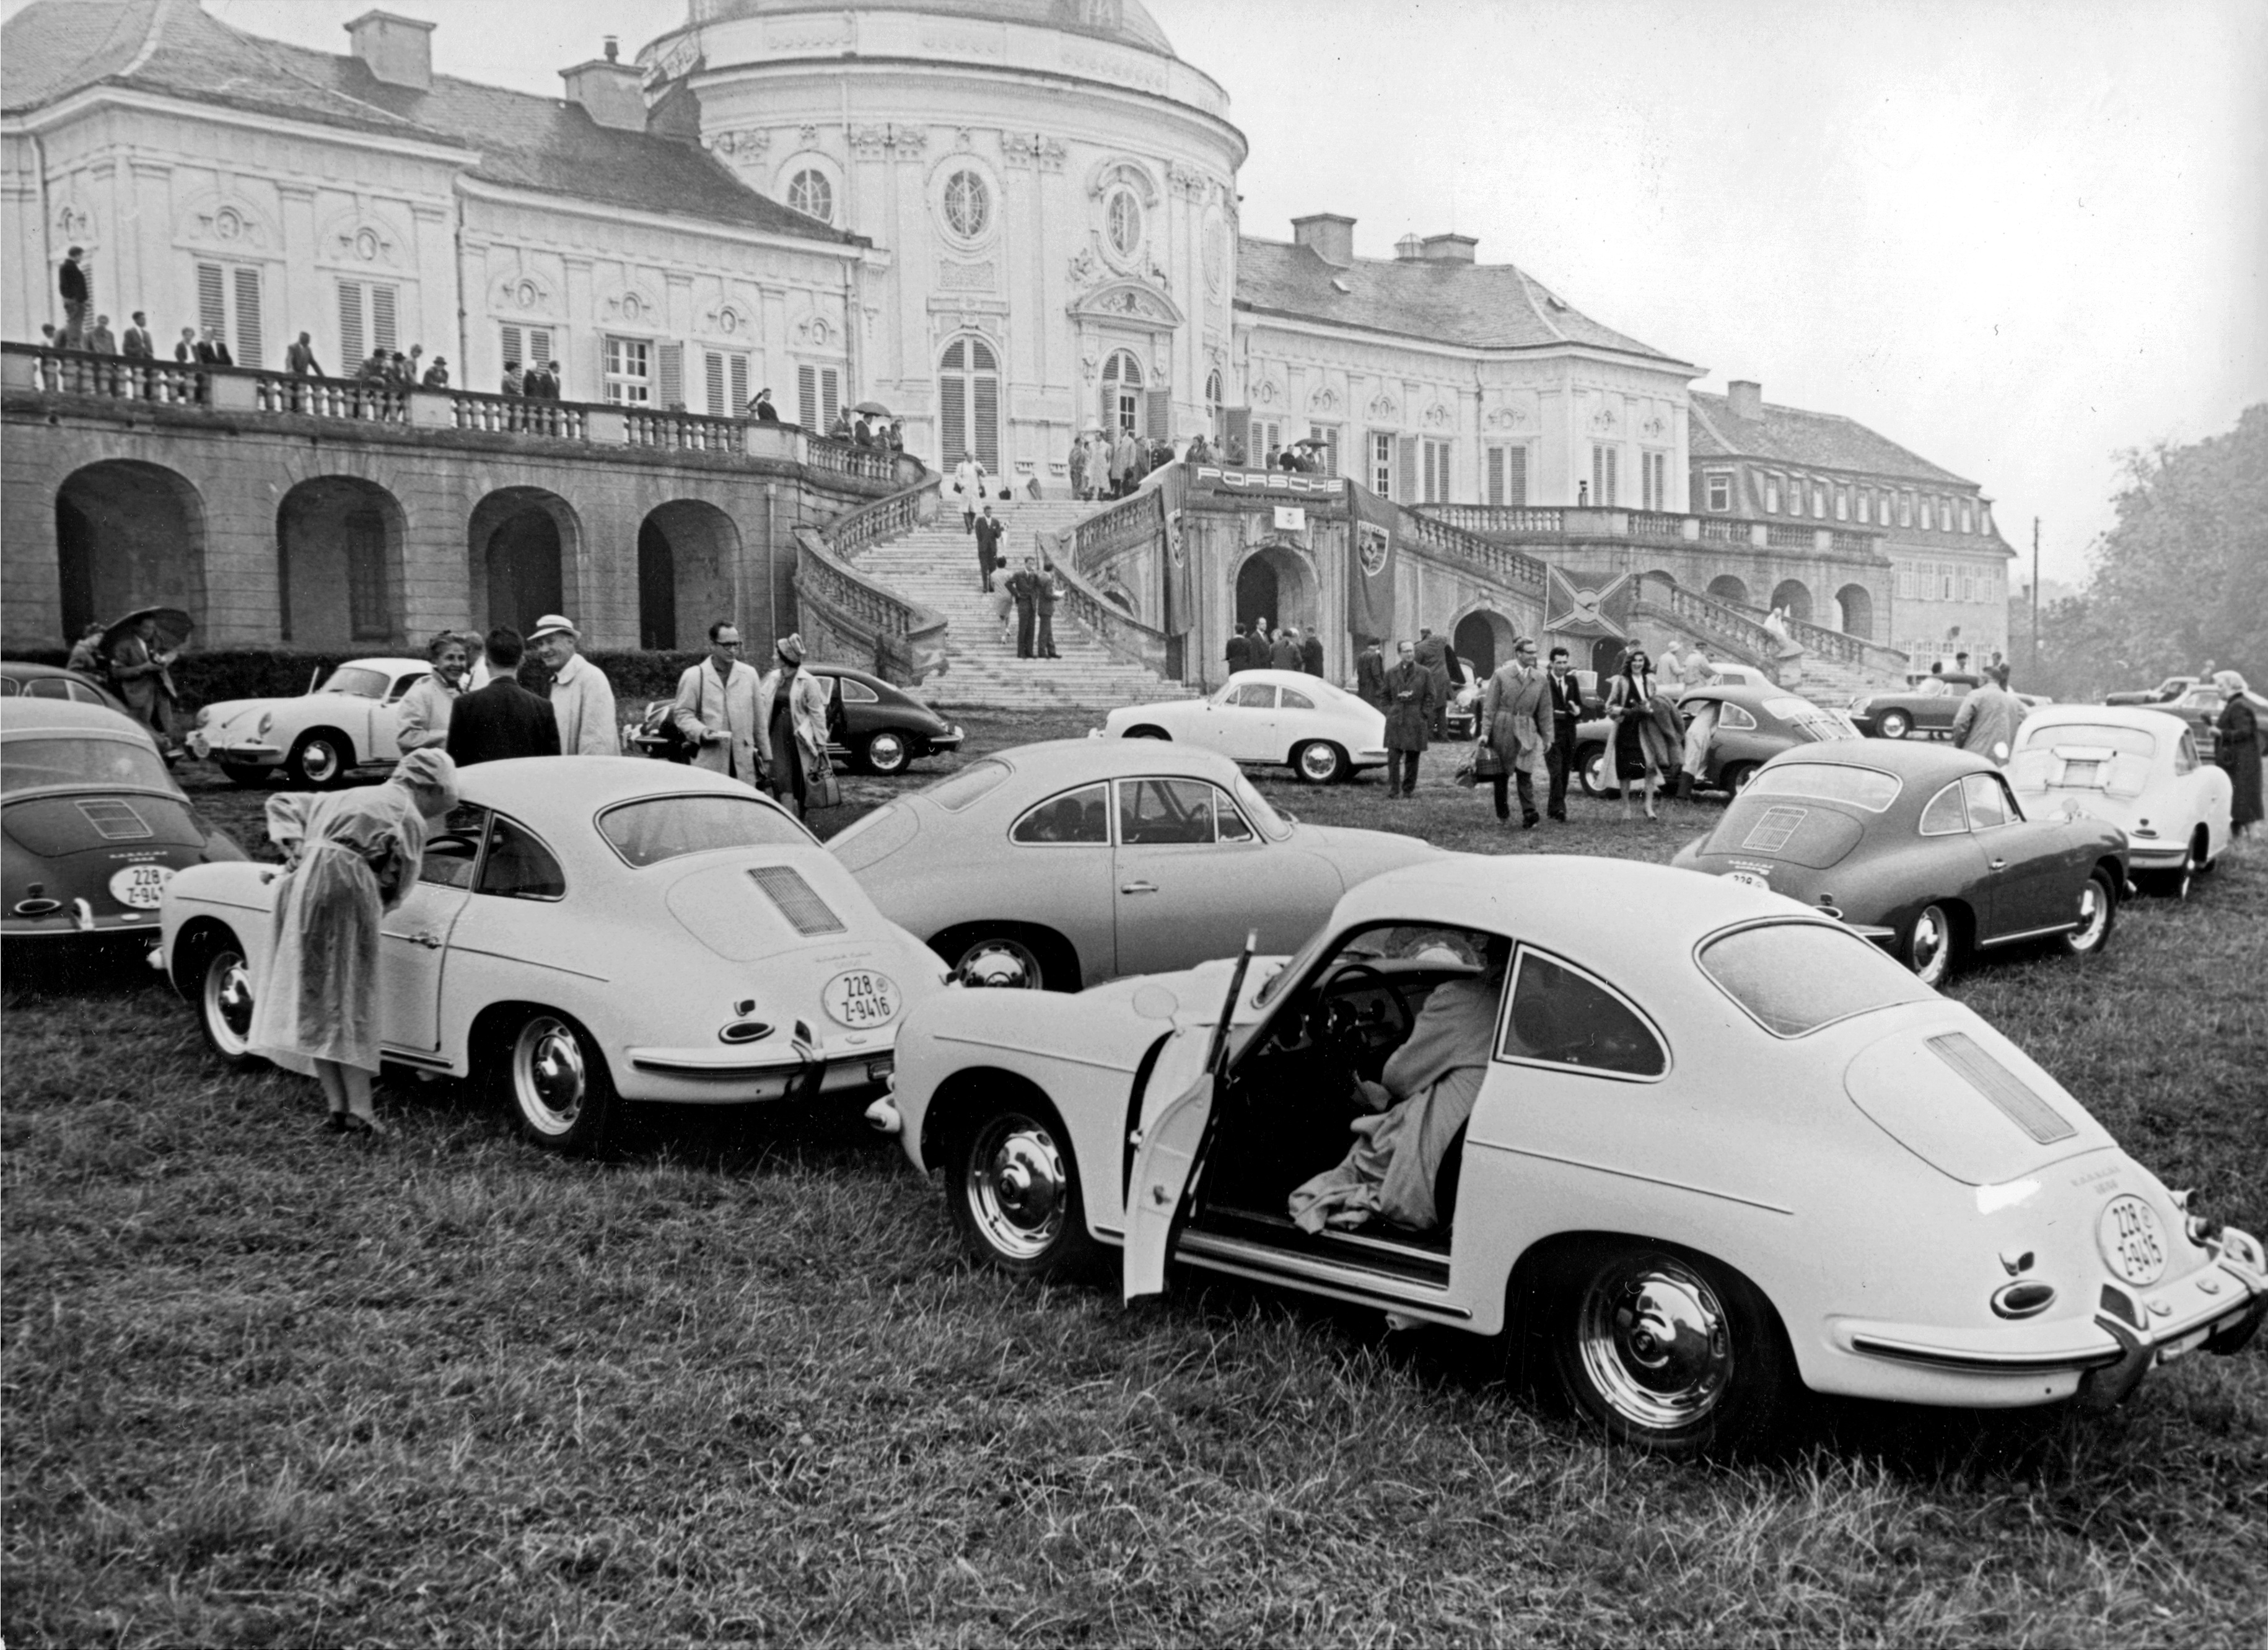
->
(285, 729, 352, 789)
(944, 1095, 1103, 1281)
(1123, 726, 1170, 740)
(2059, 869, 2117, 957)
(1719, 761, 1758, 796)
(218, 762, 269, 788)
(1577, 744, 1618, 798)
(493, 1009, 618, 1156)
(1876, 709, 1913, 740)
(1904, 902, 1958, 987)
(860, 731, 912, 776)
(1293, 740, 1346, 784)
(935, 927, 1071, 991)
(1550, 1240, 1790, 1459)
(190, 931, 263, 1069)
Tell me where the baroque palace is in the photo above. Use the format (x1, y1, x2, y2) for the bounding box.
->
(0, 0, 2012, 697)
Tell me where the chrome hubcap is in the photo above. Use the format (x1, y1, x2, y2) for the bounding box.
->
(514, 1017, 587, 1134)
(965, 1113, 1067, 1260)
(1911, 909, 1949, 982)
(957, 938, 1042, 990)
(1575, 1255, 1733, 1431)
(205, 952, 253, 1053)
(869, 732, 906, 771)
(2072, 883, 2106, 947)
(301, 740, 339, 783)
(1299, 743, 1338, 781)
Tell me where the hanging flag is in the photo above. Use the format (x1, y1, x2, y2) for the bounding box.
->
(1160, 499, 1196, 634)
(1345, 481, 1397, 644)
(1543, 568, 1634, 639)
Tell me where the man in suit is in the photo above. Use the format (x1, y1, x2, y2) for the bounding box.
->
(85, 314, 118, 393)
(1355, 636, 1388, 708)
(1269, 626, 1301, 671)
(197, 327, 233, 366)
(973, 505, 1004, 592)
(121, 311, 155, 398)
(1381, 642, 1438, 800)
(672, 620, 761, 784)
(1412, 626, 1456, 737)
(57, 247, 89, 348)
(446, 628, 561, 766)
(284, 331, 321, 372)
(1007, 558, 1041, 659)
(751, 387, 779, 422)
(1225, 623, 1252, 676)
(110, 615, 178, 751)
(1480, 636, 1553, 828)
(1299, 629, 1324, 677)
(1033, 560, 1060, 659)
(1543, 646, 1582, 822)
(173, 326, 199, 364)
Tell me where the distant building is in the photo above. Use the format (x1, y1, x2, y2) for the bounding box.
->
(1689, 381, 2015, 662)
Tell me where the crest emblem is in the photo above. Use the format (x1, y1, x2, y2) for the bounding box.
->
(1544, 568, 1633, 638)
(1356, 522, 1390, 578)
(1167, 516, 1186, 568)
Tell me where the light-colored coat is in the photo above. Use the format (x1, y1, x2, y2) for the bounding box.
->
(394, 672, 459, 750)
(757, 666, 832, 771)
(1481, 664, 1552, 777)
(952, 458, 988, 502)
(548, 651, 619, 756)
(1950, 682, 2026, 766)
(673, 657, 763, 781)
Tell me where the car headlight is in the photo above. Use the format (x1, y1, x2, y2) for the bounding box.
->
(256, 712, 273, 738)
(193, 706, 212, 729)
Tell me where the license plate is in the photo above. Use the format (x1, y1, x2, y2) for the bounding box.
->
(109, 864, 175, 909)
(822, 968, 899, 1029)
(1725, 871, 1770, 890)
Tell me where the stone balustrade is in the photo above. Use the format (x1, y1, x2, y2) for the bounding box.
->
(792, 522, 948, 685)
(1399, 506, 1550, 593)
(1067, 486, 1167, 577)
(1036, 525, 1175, 677)
(1637, 574, 1787, 664)
(821, 475, 939, 563)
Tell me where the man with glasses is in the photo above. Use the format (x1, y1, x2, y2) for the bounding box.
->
(672, 620, 761, 783)
(1479, 634, 1552, 829)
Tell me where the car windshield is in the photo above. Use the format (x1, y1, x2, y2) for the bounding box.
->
(1, 736, 174, 796)
(1745, 762, 1901, 811)
(597, 794, 812, 867)
(318, 666, 388, 699)
(1229, 771, 1291, 841)
(2020, 722, 2157, 758)
(918, 760, 1009, 812)
(1699, 921, 1936, 1035)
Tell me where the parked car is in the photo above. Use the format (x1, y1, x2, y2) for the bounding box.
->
(830, 739, 1439, 990)
(2, 699, 245, 946)
(155, 758, 944, 1152)
(1847, 672, 1982, 740)
(2156, 680, 2268, 763)
(2006, 707, 2229, 899)
(0, 660, 131, 716)
(2104, 675, 2197, 708)
(188, 656, 434, 788)
(1575, 681, 1858, 798)
(1445, 665, 1603, 744)
(1102, 670, 1388, 784)
(865, 856, 2266, 1457)
(629, 662, 963, 776)
(1672, 741, 2129, 986)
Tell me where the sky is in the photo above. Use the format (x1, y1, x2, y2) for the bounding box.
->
(64, 0, 2268, 584)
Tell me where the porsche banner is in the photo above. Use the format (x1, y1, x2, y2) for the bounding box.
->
(1345, 481, 1398, 644)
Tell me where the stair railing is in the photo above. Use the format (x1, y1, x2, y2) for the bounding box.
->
(793, 461, 947, 685)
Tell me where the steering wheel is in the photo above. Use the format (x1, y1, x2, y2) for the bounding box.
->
(1311, 961, 1410, 1058)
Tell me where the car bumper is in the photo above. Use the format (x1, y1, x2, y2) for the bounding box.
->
(2122, 841, 2189, 867)
(618, 1043, 895, 1105)
(191, 737, 282, 765)
(2, 903, 163, 941)
(930, 725, 965, 750)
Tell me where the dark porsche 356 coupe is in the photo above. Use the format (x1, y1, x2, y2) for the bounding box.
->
(1847, 673, 1982, 740)
(1672, 742, 2129, 986)
(631, 663, 964, 776)
(1577, 679, 1858, 797)
(2, 699, 245, 946)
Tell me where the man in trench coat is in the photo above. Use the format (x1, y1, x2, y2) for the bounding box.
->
(672, 621, 763, 784)
(1382, 642, 1439, 800)
(1480, 636, 1553, 828)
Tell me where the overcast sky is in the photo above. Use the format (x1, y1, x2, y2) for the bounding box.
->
(155, 2, 2267, 580)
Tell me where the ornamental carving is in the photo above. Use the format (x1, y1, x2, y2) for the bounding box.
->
(183, 197, 276, 252)
(602, 286, 662, 325)
(1589, 403, 1621, 434)
(1253, 379, 1281, 406)
(1422, 403, 1453, 429)
(707, 128, 769, 159)
(701, 301, 751, 337)
(848, 124, 927, 157)
(1484, 403, 1528, 430)
(53, 200, 99, 247)
(324, 217, 397, 266)
(1166, 161, 1208, 201)
(493, 273, 554, 315)
(1086, 157, 1160, 205)
(1367, 392, 1398, 421)
(1002, 131, 1067, 171)
(1308, 385, 1342, 415)
(798, 125, 823, 148)
(1640, 413, 1668, 437)
(1067, 245, 1101, 289)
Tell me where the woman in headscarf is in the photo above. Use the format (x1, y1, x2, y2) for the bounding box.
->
(1605, 647, 1680, 820)
(2214, 670, 2262, 838)
(246, 748, 459, 1135)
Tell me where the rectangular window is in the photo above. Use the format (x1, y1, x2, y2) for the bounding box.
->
(658, 342, 685, 410)
(1489, 445, 1531, 507)
(1899, 491, 1914, 527)
(1255, 419, 1283, 465)
(1960, 572, 1976, 603)
(797, 364, 841, 429)
(1960, 501, 1974, 534)
(604, 335, 652, 405)
(1590, 444, 1618, 506)
(1399, 435, 1418, 502)
(344, 508, 388, 640)
(1979, 502, 1993, 535)
(1372, 431, 1395, 497)
(1422, 438, 1452, 502)
(1811, 483, 1826, 518)
(1894, 563, 1915, 601)
(1855, 491, 1871, 524)
(1765, 474, 1782, 514)
(501, 325, 556, 384)
(336, 278, 398, 370)
(1311, 424, 1341, 477)
(1640, 450, 1668, 511)
(196, 261, 264, 365)
(1705, 470, 1732, 512)
(1834, 487, 1849, 520)
(1939, 564, 1955, 600)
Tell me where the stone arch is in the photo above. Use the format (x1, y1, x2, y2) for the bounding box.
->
(469, 488, 581, 639)
(55, 460, 208, 641)
(1451, 607, 1517, 678)
(1706, 573, 1750, 608)
(1232, 540, 1318, 635)
(1100, 580, 1139, 618)
(276, 476, 407, 649)
(1770, 579, 1813, 623)
(637, 500, 741, 651)
(1835, 582, 1875, 641)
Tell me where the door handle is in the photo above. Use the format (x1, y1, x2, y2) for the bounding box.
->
(1989, 859, 2007, 871)
(395, 931, 444, 949)
(1120, 880, 1159, 895)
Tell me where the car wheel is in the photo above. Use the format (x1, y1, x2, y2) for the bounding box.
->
(2060, 869, 2117, 957)
(947, 933, 1052, 990)
(945, 1099, 1101, 1280)
(860, 731, 912, 776)
(285, 730, 351, 789)
(1578, 744, 1618, 798)
(217, 762, 268, 788)
(496, 1011, 618, 1155)
(1904, 902, 1958, 987)
(1294, 740, 1346, 784)
(196, 938, 262, 1069)
(1719, 761, 1758, 796)
(1551, 1242, 1789, 1458)
(1123, 726, 1170, 740)
(1877, 709, 1913, 740)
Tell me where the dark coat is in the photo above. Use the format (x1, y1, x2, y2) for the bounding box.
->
(1355, 647, 1388, 706)
(1225, 635, 1252, 674)
(122, 327, 154, 360)
(2219, 695, 2263, 827)
(1269, 636, 1300, 670)
(1007, 569, 1039, 612)
(1299, 634, 1324, 676)
(973, 516, 1005, 565)
(58, 260, 88, 304)
(1382, 662, 1438, 752)
(446, 680, 562, 766)
(1034, 574, 1057, 617)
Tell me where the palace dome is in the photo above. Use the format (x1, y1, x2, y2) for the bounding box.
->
(680, 0, 1176, 59)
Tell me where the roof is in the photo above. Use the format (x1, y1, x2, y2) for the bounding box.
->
(1, 0, 862, 246)
(459, 754, 792, 816)
(0, 697, 159, 739)
(335, 657, 434, 677)
(2020, 704, 2191, 736)
(1777, 739, 1995, 781)
(1234, 237, 1690, 364)
(1689, 390, 1972, 487)
(680, 0, 1176, 58)
(984, 736, 1243, 786)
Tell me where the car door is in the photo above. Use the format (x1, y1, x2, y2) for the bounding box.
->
(1968, 771, 2073, 936)
(378, 803, 484, 1051)
(1002, 783, 1118, 983)
(1209, 682, 1278, 761)
(1915, 778, 2001, 936)
(1124, 1066, 1217, 1298)
(1113, 778, 1290, 975)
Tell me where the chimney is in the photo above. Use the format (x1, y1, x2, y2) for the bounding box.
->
(560, 37, 647, 133)
(1394, 234, 1424, 262)
(1417, 233, 1476, 264)
(344, 10, 434, 92)
(1290, 214, 1354, 266)
(1727, 379, 1763, 421)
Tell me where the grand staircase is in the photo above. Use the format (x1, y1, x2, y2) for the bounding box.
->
(852, 497, 1183, 711)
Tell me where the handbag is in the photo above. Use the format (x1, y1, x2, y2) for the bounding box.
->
(1452, 750, 1479, 789)
(1473, 742, 1505, 779)
(810, 752, 842, 810)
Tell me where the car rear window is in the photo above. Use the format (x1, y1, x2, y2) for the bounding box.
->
(1745, 762, 1901, 811)
(1699, 921, 1935, 1035)
(2020, 722, 2157, 758)
(1, 737, 173, 796)
(919, 760, 1009, 812)
(598, 794, 811, 868)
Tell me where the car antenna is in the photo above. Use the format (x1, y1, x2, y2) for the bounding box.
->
(1204, 929, 1260, 1077)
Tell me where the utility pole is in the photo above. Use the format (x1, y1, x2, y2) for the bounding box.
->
(2031, 517, 2041, 681)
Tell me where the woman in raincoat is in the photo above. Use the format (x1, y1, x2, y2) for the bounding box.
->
(1605, 648, 1680, 822)
(247, 748, 459, 1134)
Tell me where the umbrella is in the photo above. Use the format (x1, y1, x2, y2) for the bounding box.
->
(98, 605, 194, 664)
(852, 401, 893, 416)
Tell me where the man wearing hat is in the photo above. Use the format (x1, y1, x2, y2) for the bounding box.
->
(757, 634, 831, 817)
(528, 615, 618, 755)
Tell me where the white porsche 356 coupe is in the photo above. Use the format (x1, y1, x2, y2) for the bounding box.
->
(188, 656, 436, 789)
(1101, 670, 1390, 784)
(867, 857, 2266, 1455)
(157, 759, 945, 1151)
(2006, 705, 2231, 899)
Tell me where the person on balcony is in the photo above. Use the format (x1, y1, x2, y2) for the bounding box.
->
(750, 387, 777, 422)
(85, 314, 118, 394)
(528, 615, 618, 756)
(828, 408, 853, 442)
(172, 326, 198, 364)
(286, 331, 322, 378)
(197, 327, 233, 367)
(120, 312, 155, 399)
(57, 247, 89, 348)
(421, 356, 450, 389)
(887, 419, 906, 454)
(852, 412, 875, 447)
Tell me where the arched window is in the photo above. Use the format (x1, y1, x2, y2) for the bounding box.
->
(1102, 349, 1144, 436)
(939, 336, 999, 470)
(942, 170, 990, 240)
(1106, 188, 1144, 259)
(1204, 368, 1223, 436)
(787, 169, 833, 224)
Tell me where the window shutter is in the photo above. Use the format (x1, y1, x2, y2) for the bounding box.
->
(199, 263, 227, 338)
(821, 369, 840, 429)
(939, 368, 966, 461)
(232, 266, 263, 365)
(1398, 435, 1416, 502)
(339, 281, 364, 366)
(1605, 447, 1619, 506)
(1505, 445, 1526, 507)
(658, 342, 685, 410)
(974, 372, 1000, 471)
(705, 351, 725, 416)
(1145, 387, 1170, 442)
(501, 324, 523, 371)
(530, 328, 553, 372)
(798, 364, 818, 428)
(1486, 447, 1504, 505)
(730, 354, 748, 411)
(370, 283, 396, 355)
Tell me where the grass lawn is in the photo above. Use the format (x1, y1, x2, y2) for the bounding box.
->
(4, 714, 2265, 1647)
